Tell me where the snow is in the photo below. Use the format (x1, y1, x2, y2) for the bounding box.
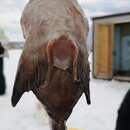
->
(0, 50, 129, 130)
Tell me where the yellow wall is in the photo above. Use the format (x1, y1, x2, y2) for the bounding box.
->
(93, 24, 113, 79)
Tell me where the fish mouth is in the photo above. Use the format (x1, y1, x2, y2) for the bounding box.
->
(47, 35, 79, 81)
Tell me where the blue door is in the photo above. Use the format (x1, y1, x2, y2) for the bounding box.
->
(114, 24, 130, 75)
(121, 36, 130, 71)
(114, 26, 121, 73)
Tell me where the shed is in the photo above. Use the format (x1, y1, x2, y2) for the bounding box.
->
(92, 12, 130, 81)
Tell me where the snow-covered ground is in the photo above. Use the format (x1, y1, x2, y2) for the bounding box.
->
(0, 50, 129, 130)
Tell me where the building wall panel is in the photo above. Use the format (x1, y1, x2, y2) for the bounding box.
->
(94, 24, 113, 79)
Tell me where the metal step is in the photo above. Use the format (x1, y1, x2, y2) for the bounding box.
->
(113, 75, 130, 82)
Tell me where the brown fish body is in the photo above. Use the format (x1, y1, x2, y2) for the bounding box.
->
(11, 0, 90, 130)
(33, 67, 83, 121)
